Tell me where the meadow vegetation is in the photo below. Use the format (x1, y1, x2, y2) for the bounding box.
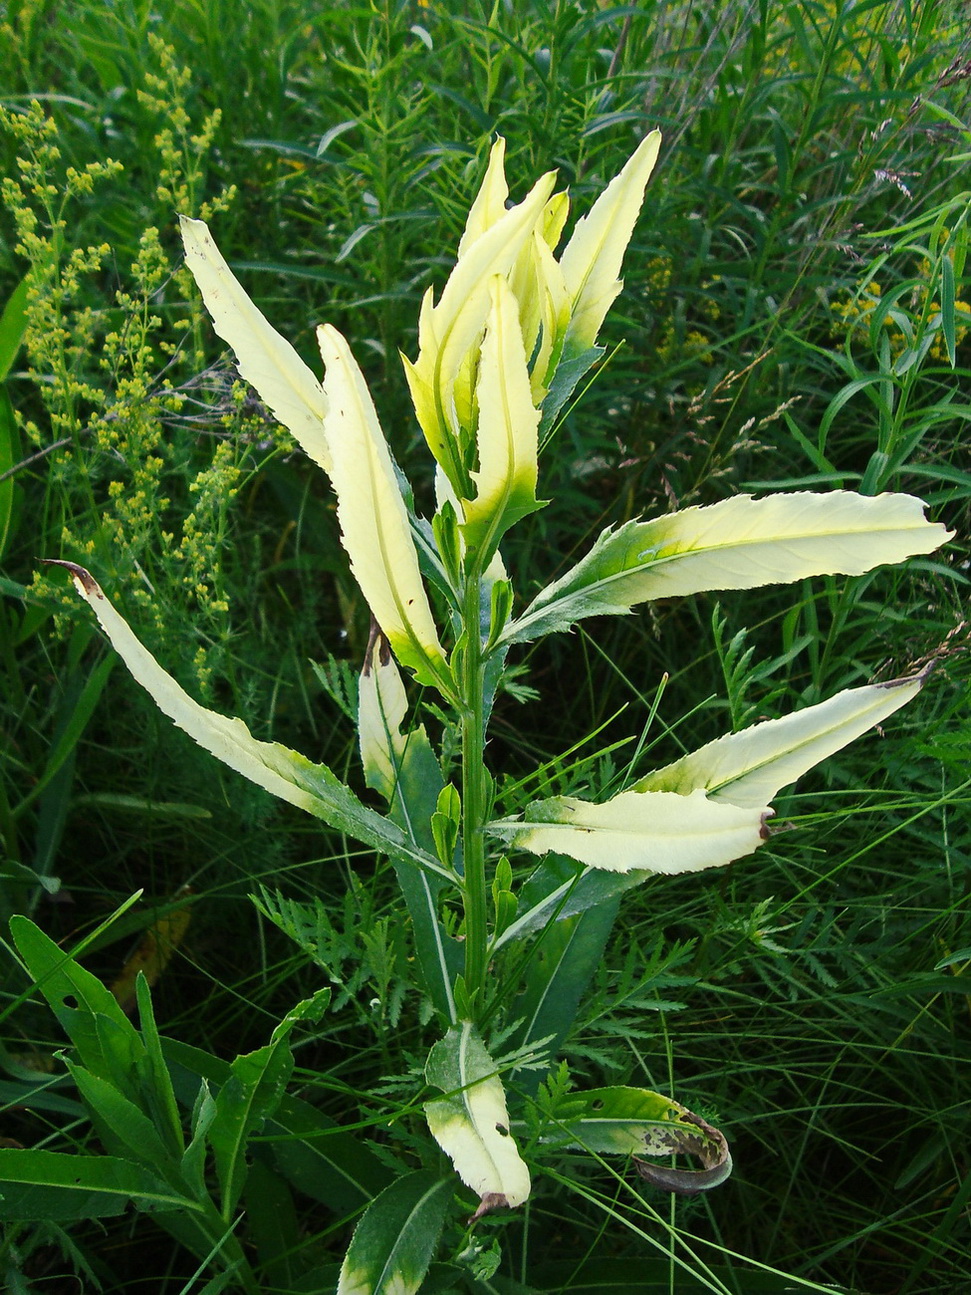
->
(1, 1, 969, 1292)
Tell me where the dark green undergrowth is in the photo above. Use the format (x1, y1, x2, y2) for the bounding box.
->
(1, 1, 969, 1291)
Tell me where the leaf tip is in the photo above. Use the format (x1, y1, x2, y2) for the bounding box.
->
(39, 558, 101, 598)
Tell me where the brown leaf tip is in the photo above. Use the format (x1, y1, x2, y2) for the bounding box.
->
(39, 559, 102, 598)
(469, 1192, 509, 1222)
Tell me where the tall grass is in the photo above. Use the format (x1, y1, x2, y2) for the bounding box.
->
(1, 0, 969, 1291)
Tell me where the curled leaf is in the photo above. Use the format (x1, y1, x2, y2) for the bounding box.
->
(542, 1085, 732, 1195)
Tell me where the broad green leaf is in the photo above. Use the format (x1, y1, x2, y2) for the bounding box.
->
(504, 900, 621, 1091)
(160, 1036, 389, 1212)
(10, 914, 144, 1090)
(180, 217, 331, 474)
(558, 130, 662, 356)
(462, 277, 545, 559)
(49, 562, 453, 885)
(318, 325, 451, 693)
(67, 1063, 182, 1183)
(357, 632, 460, 1022)
(489, 787, 768, 874)
(0, 1148, 198, 1221)
(337, 1170, 453, 1295)
(544, 1087, 732, 1195)
(208, 989, 329, 1219)
(424, 1023, 531, 1211)
(634, 670, 929, 807)
(503, 491, 952, 645)
(403, 170, 556, 494)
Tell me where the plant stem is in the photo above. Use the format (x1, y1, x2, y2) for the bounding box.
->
(460, 566, 489, 1015)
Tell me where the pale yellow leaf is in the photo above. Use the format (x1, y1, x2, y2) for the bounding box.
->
(635, 672, 929, 808)
(457, 137, 509, 256)
(318, 325, 449, 691)
(462, 277, 542, 554)
(558, 130, 662, 354)
(405, 170, 556, 490)
(179, 217, 331, 474)
(492, 786, 769, 873)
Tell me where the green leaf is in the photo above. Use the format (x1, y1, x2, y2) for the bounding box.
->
(495, 856, 647, 950)
(0, 389, 21, 561)
(134, 973, 185, 1158)
(48, 563, 453, 886)
(502, 492, 951, 646)
(10, 914, 144, 1090)
(504, 900, 621, 1090)
(0, 275, 29, 383)
(0, 1148, 199, 1221)
(67, 1063, 182, 1182)
(542, 1087, 732, 1194)
(424, 1023, 531, 1212)
(633, 670, 929, 807)
(337, 1170, 453, 1295)
(208, 990, 330, 1220)
(357, 634, 460, 1021)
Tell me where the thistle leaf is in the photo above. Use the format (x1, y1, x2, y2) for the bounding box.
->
(179, 217, 331, 474)
(489, 787, 769, 874)
(49, 563, 452, 885)
(503, 491, 952, 645)
(424, 1023, 531, 1211)
(462, 277, 545, 559)
(634, 670, 930, 807)
(558, 130, 662, 356)
(318, 325, 450, 693)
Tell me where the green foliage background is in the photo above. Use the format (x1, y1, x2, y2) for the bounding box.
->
(1, 1, 969, 1291)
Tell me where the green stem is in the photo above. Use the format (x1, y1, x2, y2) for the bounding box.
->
(460, 567, 489, 1015)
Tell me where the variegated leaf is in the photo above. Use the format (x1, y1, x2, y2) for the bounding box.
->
(424, 1023, 530, 1212)
(489, 787, 769, 874)
(635, 670, 930, 807)
(558, 130, 662, 356)
(49, 563, 452, 885)
(503, 491, 952, 645)
(462, 277, 545, 559)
